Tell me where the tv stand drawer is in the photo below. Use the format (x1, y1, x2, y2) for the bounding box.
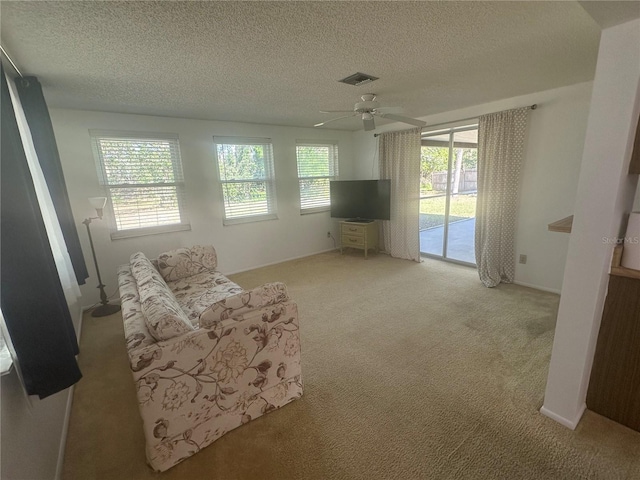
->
(341, 224, 366, 236)
(341, 234, 365, 246)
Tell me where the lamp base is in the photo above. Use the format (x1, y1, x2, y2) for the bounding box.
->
(91, 303, 121, 318)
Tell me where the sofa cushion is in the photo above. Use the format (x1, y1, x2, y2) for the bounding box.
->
(141, 294, 195, 342)
(118, 265, 155, 352)
(200, 282, 290, 328)
(130, 252, 194, 341)
(167, 270, 244, 324)
(156, 245, 218, 282)
(130, 252, 173, 300)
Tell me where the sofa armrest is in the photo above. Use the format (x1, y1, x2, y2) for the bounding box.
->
(126, 300, 302, 470)
(199, 282, 289, 328)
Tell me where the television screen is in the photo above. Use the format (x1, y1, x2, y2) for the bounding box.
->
(329, 180, 391, 220)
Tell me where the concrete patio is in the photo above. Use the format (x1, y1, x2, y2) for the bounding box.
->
(420, 217, 476, 264)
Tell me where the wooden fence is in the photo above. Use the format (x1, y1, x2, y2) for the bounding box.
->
(428, 169, 477, 193)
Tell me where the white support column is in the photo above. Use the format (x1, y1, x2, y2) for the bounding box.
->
(541, 19, 640, 429)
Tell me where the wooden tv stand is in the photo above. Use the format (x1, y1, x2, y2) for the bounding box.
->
(339, 220, 379, 259)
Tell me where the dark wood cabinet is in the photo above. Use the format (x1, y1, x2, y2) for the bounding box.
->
(630, 114, 640, 174)
(587, 274, 640, 432)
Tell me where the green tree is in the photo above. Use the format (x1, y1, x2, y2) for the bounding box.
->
(461, 148, 477, 170)
(421, 146, 449, 175)
(420, 146, 448, 193)
(420, 146, 478, 195)
(217, 144, 269, 205)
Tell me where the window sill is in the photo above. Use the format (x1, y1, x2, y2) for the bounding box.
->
(223, 213, 278, 226)
(110, 223, 191, 240)
(300, 206, 330, 215)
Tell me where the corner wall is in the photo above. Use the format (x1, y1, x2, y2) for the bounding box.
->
(352, 82, 593, 292)
(50, 110, 355, 306)
(542, 18, 640, 429)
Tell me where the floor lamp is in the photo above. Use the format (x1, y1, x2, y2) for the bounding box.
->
(84, 197, 121, 317)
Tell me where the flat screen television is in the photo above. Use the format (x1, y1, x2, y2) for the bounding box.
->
(330, 180, 391, 221)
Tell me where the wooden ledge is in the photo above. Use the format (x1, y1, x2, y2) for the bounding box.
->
(548, 215, 573, 233)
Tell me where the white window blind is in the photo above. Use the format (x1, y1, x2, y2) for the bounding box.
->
(213, 137, 277, 224)
(90, 131, 189, 238)
(296, 142, 339, 213)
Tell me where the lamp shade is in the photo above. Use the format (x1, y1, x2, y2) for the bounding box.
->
(621, 212, 640, 270)
(88, 197, 107, 210)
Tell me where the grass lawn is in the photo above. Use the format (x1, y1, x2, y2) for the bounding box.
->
(419, 194, 476, 230)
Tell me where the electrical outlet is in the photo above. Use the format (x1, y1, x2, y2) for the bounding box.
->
(327, 231, 331, 238)
(519, 254, 527, 264)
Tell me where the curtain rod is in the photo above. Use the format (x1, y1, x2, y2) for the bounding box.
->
(373, 104, 537, 137)
(0, 45, 24, 78)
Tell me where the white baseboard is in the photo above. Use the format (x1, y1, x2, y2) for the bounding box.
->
(540, 403, 586, 430)
(55, 385, 75, 480)
(513, 281, 561, 295)
(56, 301, 83, 479)
(76, 312, 84, 344)
(74, 302, 84, 342)
(225, 248, 338, 276)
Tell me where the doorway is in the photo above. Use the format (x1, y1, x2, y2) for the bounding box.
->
(419, 125, 478, 265)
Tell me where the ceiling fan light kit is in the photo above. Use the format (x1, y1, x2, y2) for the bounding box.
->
(354, 94, 379, 113)
(316, 94, 427, 131)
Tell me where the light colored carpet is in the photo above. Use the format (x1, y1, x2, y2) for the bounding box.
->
(63, 252, 640, 479)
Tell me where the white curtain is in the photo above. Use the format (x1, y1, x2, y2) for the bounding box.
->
(5, 73, 82, 306)
(379, 128, 422, 262)
(475, 107, 529, 287)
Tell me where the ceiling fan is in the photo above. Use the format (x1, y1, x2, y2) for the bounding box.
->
(315, 94, 426, 131)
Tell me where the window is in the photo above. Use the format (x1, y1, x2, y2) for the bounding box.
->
(0, 310, 13, 376)
(213, 137, 277, 224)
(295, 141, 339, 213)
(90, 131, 189, 239)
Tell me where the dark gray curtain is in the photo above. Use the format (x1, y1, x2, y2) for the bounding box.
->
(1, 68, 82, 398)
(15, 76, 88, 285)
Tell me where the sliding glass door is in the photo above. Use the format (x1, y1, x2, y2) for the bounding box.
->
(419, 125, 478, 265)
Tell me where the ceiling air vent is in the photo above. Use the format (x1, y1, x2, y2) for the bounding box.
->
(338, 72, 379, 86)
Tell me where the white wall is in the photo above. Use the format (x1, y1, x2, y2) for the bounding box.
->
(352, 82, 593, 292)
(542, 18, 640, 429)
(1, 373, 71, 480)
(1, 301, 81, 480)
(50, 110, 355, 306)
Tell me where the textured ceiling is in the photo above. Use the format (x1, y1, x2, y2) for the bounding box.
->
(579, 0, 640, 29)
(1, 1, 605, 131)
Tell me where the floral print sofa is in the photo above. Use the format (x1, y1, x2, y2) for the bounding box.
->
(117, 245, 303, 472)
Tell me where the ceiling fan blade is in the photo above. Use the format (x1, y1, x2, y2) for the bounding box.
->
(363, 116, 376, 131)
(319, 110, 355, 114)
(314, 113, 357, 127)
(374, 106, 403, 114)
(379, 113, 426, 127)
